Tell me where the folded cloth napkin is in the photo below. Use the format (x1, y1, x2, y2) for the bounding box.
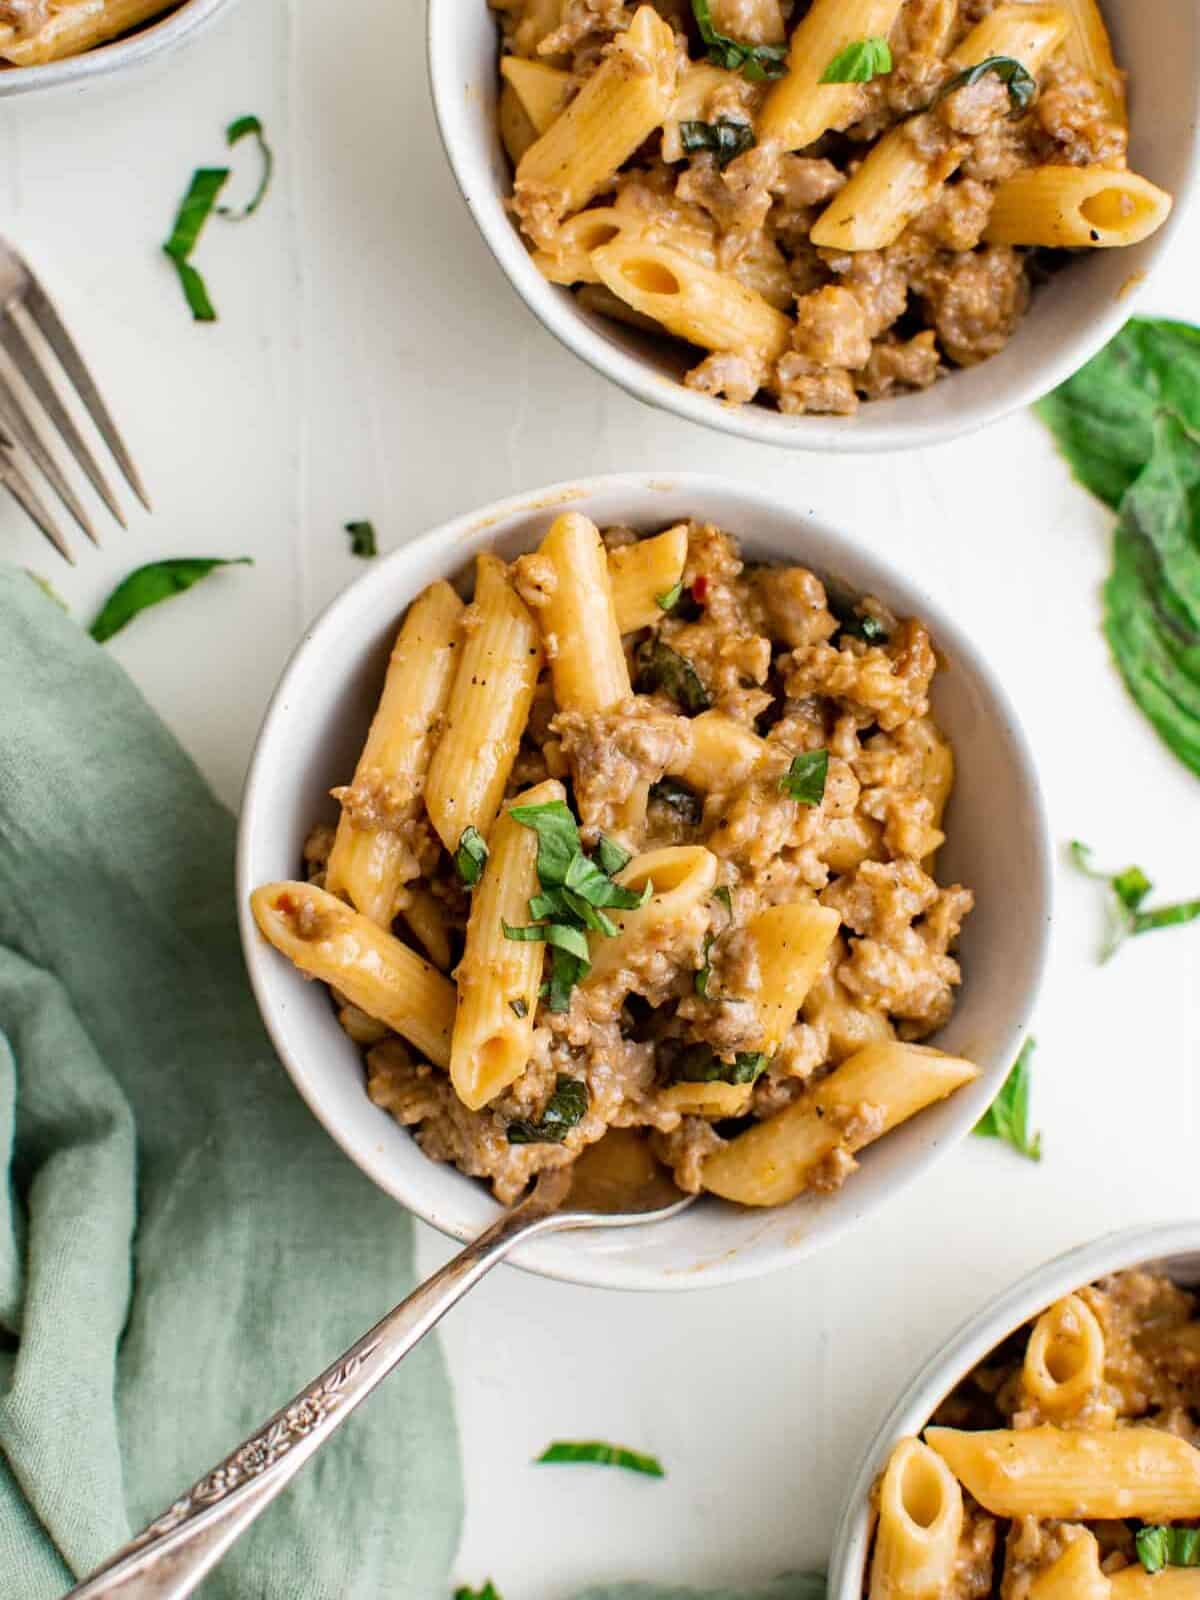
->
(0, 565, 826, 1600)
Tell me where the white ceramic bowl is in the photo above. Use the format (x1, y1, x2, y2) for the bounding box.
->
(829, 1220, 1200, 1600)
(237, 472, 1052, 1291)
(427, 1, 1200, 453)
(0, 0, 239, 98)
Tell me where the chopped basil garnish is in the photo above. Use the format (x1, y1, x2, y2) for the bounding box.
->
(939, 55, 1037, 115)
(974, 1038, 1041, 1161)
(679, 118, 756, 168)
(713, 885, 733, 913)
(502, 918, 591, 959)
(345, 520, 377, 559)
(820, 36, 893, 83)
(509, 998, 528, 1019)
(671, 1043, 767, 1086)
(90, 557, 252, 644)
(509, 800, 581, 887)
(1070, 841, 1200, 962)
(648, 776, 703, 827)
(690, 0, 787, 79)
(506, 1075, 589, 1144)
(536, 1439, 665, 1477)
(656, 579, 685, 612)
(455, 1583, 502, 1600)
(635, 637, 712, 713)
(454, 826, 488, 887)
(779, 749, 829, 806)
(163, 115, 273, 321)
(597, 834, 632, 877)
(695, 887, 736, 996)
(1137, 1527, 1200, 1575)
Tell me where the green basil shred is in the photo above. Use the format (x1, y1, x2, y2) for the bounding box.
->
(90, 558, 252, 644)
(163, 115, 273, 321)
(648, 776, 703, 827)
(635, 637, 712, 713)
(974, 1038, 1041, 1161)
(1070, 841, 1200, 963)
(454, 826, 489, 887)
(656, 579, 685, 611)
(679, 118, 756, 167)
(218, 115, 274, 220)
(1138, 1527, 1200, 1575)
(506, 1075, 589, 1144)
(690, 0, 787, 79)
(536, 1440, 665, 1477)
(938, 55, 1037, 114)
(455, 1583, 502, 1600)
(820, 36, 893, 83)
(779, 749, 829, 805)
(671, 1044, 767, 1086)
(346, 520, 377, 559)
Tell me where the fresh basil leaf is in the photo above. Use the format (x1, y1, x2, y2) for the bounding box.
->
(455, 1582, 502, 1600)
(648, 776, 703, 827)
(671, 1043, 767, 1086)
(25, 571, 68, 611)
(345, 520, 377, 559)
(509, 800, 581, 888)
(656, 579, 685, 611)
(163, 167, 229, 322)
(974, 1038, 1041, 1161)
(1133, 899, 1200, 936)
(597, 834, 632, 877)
(218, 114, 274, 220)
(561, 888, 620, 937)
(939, 55, 1037, 114)
(536, 1439, 665, 1477)
(502, 919, 591, 963)
(635, 637, 712, 713)
(1112, 865, 1152, 912)
(1070, 840, 1200, 961)
(690, 0, 787, 79)
(694, 931, 717, 997)
(1139, 1529, 1170, 1576)
(713, 885, 733, 913)
(1138, 1527, 1200, 1575)
(506, 1075, 589, 1144)
(455, 826, 488, 887)
(678, 118, 756, 168)
(564, 850, 651, 911)
(780, 749, 829, 805)
(89, 557, 252, 644)
(820, 36, 893, 83)
(547, 944, 587, 1013)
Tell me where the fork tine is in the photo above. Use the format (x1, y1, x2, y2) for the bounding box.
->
(0, 368, 103, 546)
(0, 446, 75, 564)
(0, 315, 127, 530)
(20, 275, 151, 512)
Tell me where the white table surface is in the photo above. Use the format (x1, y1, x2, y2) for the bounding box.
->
(3, 5, 1199, 1594)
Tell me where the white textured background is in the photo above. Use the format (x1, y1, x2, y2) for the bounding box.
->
(2, 3, 1198, 1593)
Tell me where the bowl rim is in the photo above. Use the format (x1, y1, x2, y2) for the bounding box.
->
(425, 0, 1200, 455)
(0, 0, 237, 96)
(236, 469, 1054, 1291)
(827, 1218, 1200, 1600)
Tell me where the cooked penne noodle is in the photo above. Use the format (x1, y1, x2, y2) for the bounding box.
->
(702, 1042, 978, 1206)
(591, 237, 792, 361)
(608, 523, 689, 634)
(514, 5, 677, 228)
(251, 881, 455, 1070)
(584, 845, 719, 987)
(1056, 0, 1127, 126)
(424, 553, 543, 854)
(984, 167, 1173, 248)
(813, 5, 1070, 252)
(660, 1081, 754, 1118)
(450, 779, 563, 1111)
(1023, 1294, 1107, 1420)
(926, 1424, 1200, 1519)
(396, 884, 454, 972)
(534, 511, 631, 714)
(499, 80, 540, 166)
(0, 0, 174, 65)
(662, 61, 743, 161)
(325, 579, 464, 925)
(500, 56, 575, 134)
(667, 709, 765, 792)
(744, 901, 841, 1054)
(1111, 1569, 1200, 1600)
(760, 0, 906, 152)
(869, 1437, 964, 1600)
(707, 0, 785, 42)
(1028, 1531, 1109, 1600)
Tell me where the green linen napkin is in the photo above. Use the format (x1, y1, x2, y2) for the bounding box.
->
(0, 566, 462, 1597)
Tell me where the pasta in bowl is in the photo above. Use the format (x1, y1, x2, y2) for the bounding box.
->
(0, 0, 237, 91)
(237, 474, 1050, 1289)
(830, 1223, 1200, 1600)
(428, 0, 1200, 450)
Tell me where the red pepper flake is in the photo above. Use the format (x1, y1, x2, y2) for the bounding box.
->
(276, 892, 297, 916)
(692, 575, 709, 604)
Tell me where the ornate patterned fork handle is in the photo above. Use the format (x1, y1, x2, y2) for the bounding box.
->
(65, 1182, 570, 1600)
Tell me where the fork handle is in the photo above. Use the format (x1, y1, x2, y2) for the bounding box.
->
(65, 1192, 568, 1600)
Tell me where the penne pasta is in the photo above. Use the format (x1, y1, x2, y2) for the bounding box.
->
(396, 884, 454, 972)
(660, 1081, 754, 1118)
(1056, 0, 1127, 127)
(533, 511, 631, 714)
(499, 80, 540, 166)
(1028, 1532, 1109, 1600)
(926, 1424, 1200, 1520)
(743, 901, 841, 1055)
(584, 845, 719, 987)
(450, 779, 563, 1111)
(608, 523, 689, 634)
(760, 0, 906, 152)
(500, 56, 575, 134)
(325, 579, 463, 925)
(702, 1042, 978, 1206)
(1022, 1294, 1107, 1420)
(0, 0, 175, 65)
(984, 167, 1173, 249)
(424, 553, 543, 854)
(1111, 1570, 1200, 1600)
(667, 709, 766, 792)
(251, 881, 456, 1070)
(869, 1437, 964, 1600)
(945, 2, 1071, 71)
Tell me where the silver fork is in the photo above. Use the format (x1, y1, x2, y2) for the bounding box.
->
(64, 1159, 695, 1600)
(0, 238, 150, 563)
